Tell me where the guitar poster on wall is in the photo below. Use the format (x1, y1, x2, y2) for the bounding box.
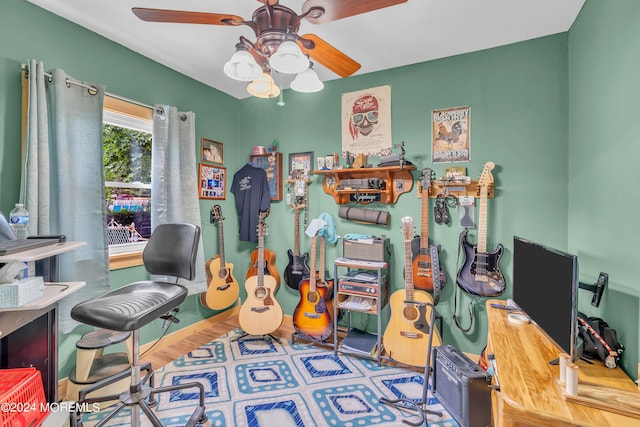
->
(341, 85, 392, 158)
(431, 105, 471, 163)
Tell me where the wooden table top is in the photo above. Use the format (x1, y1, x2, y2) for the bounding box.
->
(487, 300, 639, 426)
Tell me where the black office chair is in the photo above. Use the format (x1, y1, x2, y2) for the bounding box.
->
(70, 223, 207, 427)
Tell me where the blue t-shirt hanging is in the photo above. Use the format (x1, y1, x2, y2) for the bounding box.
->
(231, 164, 271, 242)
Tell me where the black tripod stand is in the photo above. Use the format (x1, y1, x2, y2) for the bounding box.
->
(379, 301, 442, 426)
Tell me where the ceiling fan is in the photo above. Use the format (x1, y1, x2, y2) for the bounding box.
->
(132, 0, 407, 95)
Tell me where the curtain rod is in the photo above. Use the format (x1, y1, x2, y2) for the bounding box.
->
(21, 63, 154, 111)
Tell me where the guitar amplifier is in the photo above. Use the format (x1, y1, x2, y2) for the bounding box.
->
(432, 344, 492, 427)
(343, 237, 390, 262)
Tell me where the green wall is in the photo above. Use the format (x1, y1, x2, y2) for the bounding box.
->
(234, 34, 569, 355)
(1, 0, 637, 382)
(568, 0, 640, 379)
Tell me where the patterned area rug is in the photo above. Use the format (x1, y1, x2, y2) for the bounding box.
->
(82, 329, 459, 427)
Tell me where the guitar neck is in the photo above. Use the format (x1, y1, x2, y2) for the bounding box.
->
(218, 221, 225, 267)
(477, 185, 488, 254)
(293, 208, 300, 256)
(420, 186, 430, 246)
(404, 238, 415, 301)
(319, 237, 326, 282)
(257, 234, 265, 286)
(309, 236, 317, 292)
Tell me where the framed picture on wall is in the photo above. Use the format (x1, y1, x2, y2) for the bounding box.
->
(288, 151, 314, 177)
(201, 138, 224, 164)
(250, 152, 282, 201)
(199, 163, 226, 200)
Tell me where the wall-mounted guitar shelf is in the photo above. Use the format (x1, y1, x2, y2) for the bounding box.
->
(417, 179, 494, 199)
(313, 165, 415, 205)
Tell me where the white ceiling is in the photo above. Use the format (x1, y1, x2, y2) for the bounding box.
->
(27, 0, 585, 100)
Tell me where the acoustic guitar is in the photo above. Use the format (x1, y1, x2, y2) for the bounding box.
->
(284, 206, 310, 290)
(456, 162, 505, 297)
(293, 234, 333, 342)
(410, 168, 446, 294)
(238, 212, 283, 336)
(383, 216, 442, 367)
(199, 205, 239, 310)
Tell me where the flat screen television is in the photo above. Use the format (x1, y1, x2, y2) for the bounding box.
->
(512, 236, 579, 362)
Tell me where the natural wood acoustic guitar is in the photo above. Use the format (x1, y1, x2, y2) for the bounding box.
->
(293, 234, 333, 342)
(238, 212, 283, 336)
(383, 216, 442, 367)
(199, 205, 239, 310)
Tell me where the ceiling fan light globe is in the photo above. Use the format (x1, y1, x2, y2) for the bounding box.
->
(290, 68, 324, 93)
(247, 72, 281, 99)
(223, 50, 262, 81)
(269, 40, 309, 74)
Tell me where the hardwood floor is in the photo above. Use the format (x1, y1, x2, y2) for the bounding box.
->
(139, 315, 295, 370)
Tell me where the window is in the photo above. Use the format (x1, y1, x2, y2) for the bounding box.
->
(103, 96, 153, 269)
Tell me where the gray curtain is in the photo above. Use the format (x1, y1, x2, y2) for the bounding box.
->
(24, 60, 110, 333)
(152, 105, 206, 294)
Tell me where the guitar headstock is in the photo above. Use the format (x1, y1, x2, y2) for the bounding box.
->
(420, 168, 434, 193)
(210, 205, 224, 224)
(478, 162, 495, 187)
(401, 216, 414, 241)
(257, 217, 268, 238)
(259, 208, 270, 220)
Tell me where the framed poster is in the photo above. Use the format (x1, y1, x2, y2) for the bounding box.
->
(201, 138, 224, 164)
(431, 106, 470, 163)
(288, 151, 314, 177)
(199, 163, 226, 200)
(341, 85, 392, 158)
(250, 152, 282, 201)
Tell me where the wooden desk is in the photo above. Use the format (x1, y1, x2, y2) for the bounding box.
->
(487, 300, 639, 427)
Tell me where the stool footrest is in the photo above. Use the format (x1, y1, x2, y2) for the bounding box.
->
(69, 353, 130, 385)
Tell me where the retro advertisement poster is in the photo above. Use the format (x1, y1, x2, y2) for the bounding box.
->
(431, 106, 470, 163)
(341, 85, 392, 158)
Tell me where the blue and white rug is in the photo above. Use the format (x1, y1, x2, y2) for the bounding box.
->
(82, 329, 459, 427)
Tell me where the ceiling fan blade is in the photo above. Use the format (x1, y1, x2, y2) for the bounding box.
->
(132, 8, 243, 26)
(302, 0, 407, 24)
(299, 34, 361, 78)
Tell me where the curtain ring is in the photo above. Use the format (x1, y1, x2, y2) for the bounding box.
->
(65, 78, 71, 88)
(155, 106, 165, 115)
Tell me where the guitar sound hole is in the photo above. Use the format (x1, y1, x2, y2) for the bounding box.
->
(218, 268, 228, 278)
(255, 287, 267, 299)
(403, 305, 419, 322)
(307, 292, 319, 304)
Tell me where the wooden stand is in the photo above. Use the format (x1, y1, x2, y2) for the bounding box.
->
(554, 378, 640, 420)
(314, 166, 415, 205)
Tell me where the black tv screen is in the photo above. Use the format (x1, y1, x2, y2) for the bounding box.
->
(512, 236, 578, 361)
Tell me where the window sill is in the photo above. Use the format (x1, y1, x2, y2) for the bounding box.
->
(109, 242, 147, 270)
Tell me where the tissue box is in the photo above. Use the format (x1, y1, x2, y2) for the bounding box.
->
(0, 277, 45, 308)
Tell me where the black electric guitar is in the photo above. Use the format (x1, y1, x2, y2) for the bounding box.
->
(284, 207, 310, 290)
(456, 162, 505, 297)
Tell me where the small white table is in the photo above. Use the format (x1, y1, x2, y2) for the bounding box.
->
(0, 241, 87, 403)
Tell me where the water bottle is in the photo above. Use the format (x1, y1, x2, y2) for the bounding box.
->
(9, 203, 29, 239)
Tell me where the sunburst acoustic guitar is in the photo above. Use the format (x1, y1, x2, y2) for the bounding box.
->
(383, 216, 442, 367)
(238, 212, 283, 336)
(293, 233, 333, 342)
(410, 168, 446, 299)
(200, 205, 239, 310)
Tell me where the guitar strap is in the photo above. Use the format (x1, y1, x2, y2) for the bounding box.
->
(453, 228, 480, 333)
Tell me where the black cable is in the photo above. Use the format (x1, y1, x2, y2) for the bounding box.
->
(140, 321, 174, 358)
